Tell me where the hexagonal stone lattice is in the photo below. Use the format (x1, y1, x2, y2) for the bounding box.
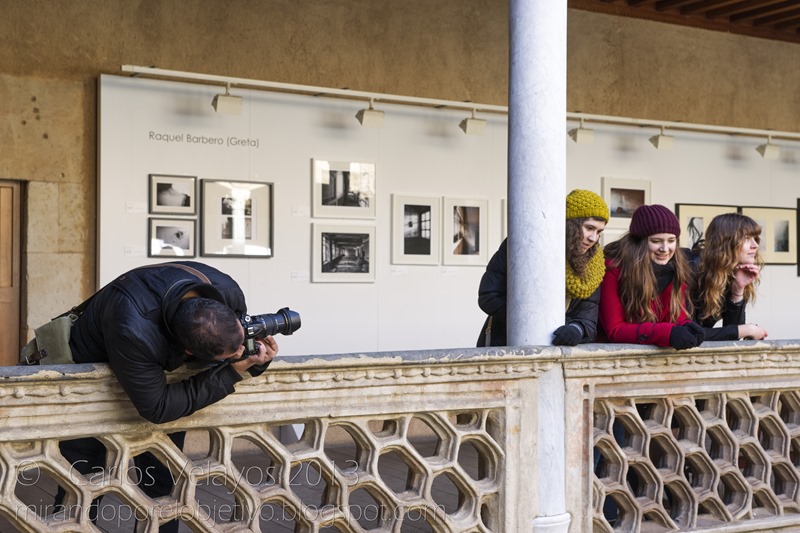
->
(594, 391, 800, 531)
(4, 410, 502, 532)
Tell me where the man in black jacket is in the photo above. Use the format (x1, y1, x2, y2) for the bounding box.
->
(55, 261, 277, 531)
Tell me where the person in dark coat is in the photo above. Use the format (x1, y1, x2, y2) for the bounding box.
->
(690, 213, 768, 341)
(477, 189, 610, 347)
(55, 261, 278, 532)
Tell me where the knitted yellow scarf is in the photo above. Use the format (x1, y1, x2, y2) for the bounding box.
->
(566, 248, 605, 300)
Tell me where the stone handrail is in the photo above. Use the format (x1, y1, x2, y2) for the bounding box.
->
(2, 341, 800, 532)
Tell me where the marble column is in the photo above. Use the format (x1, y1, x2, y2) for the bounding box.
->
(507, 1, 570, 532)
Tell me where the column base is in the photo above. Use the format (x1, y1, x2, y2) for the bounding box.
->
(532, 512, 571, 533)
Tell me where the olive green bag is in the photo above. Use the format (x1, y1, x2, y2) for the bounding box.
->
(19, 294, 96, 366)
(20, 315, 78, 365)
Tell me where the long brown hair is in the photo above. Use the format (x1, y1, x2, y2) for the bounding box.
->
(566, 217, 601, 275)
(605, 234, 693, 323)
(694, 213, 763, 321)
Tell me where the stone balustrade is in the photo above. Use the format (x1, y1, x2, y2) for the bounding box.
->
(2, 341, 800, 532)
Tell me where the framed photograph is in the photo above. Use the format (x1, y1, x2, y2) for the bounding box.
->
(675, 204, 739, 249)
(312, 159, 376, 219)
(601, 178, 651, 229)
(442, 198, 489, 266)
(312, 224, 376, 282)
(740, 206, 797, 265)
(149, 174, 197, 215)
(391, 195, 440, 265)
(200, 180, 273, 258)
(148, 218, 195, 258)
(501, 198, 507, 240)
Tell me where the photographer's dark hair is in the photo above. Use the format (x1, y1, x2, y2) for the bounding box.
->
(171, 298, 242, 359)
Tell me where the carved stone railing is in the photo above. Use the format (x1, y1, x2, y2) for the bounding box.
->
(3, 341, 800, 533)
(0, 348, 556, 533)
(564, 339, 800, 533)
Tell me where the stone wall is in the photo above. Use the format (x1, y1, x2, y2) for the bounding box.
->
(1, 1, 798, 340)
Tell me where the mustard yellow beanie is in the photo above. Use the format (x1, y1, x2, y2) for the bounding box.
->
(566, 189, 609, 221)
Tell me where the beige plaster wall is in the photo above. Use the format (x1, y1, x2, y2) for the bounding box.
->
(1, 1, 798, 342)
(567, 10, 800, 132)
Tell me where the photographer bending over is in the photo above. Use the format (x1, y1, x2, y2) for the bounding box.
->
(53, 261, 278, 532)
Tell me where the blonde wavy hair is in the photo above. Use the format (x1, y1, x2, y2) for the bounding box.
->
(605, 234, 693, 323)
(694, 213, 763, 322)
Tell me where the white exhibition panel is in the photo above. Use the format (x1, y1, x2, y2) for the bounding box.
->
(98, 75, 507, 356)
(99, 75, 800, 357)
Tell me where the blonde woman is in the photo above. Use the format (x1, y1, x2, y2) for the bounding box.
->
(691, 213, 768, 340)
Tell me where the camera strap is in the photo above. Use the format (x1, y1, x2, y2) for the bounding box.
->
(135, 262, 212, 284)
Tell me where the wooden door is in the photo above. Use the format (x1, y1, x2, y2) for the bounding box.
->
(0, 180, 21, 365)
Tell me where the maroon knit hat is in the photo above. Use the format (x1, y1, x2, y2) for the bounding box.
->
(629, 204, 681, 238)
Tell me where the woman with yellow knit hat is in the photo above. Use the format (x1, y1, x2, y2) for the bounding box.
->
(477, 189, 609, 347)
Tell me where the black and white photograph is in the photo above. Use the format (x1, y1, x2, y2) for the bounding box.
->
(775, 220, 789, 252)
(442, 198, 488, 266)
(602, 178, 651, 229)
(201, 180, 273, 258)
(391, 195, 440, 265)
(312, 159, 376, 219)
(148, 218, 195, 257)
(741, 206, 797, 265)
(675, 204, 739, 249)
(149, 174, 197, 215)
(312, 224, 376, 282)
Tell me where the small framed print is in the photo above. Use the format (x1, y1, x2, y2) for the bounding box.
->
(391, 194, 440, 265)
(201, 180, 273, 258)
(312, 224, 376, 282)
(149, 174, 197, 215)
(501, 198, 507, 239)
(312, 159, 376, 219)
(602, 177, 651, 230)
(148, 218, 196, 258)
(442, 198, 488, 266)
(741, 206, 796, 265)
(675, 203, 739, 249)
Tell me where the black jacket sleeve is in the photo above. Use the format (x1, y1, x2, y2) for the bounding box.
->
(103, 302, 244, 424)
(701, 324, 740, 341)
(478, 239, 508, 319)
(566, 285, 601, 343)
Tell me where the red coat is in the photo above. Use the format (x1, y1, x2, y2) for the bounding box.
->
(598, 265, 691, 347)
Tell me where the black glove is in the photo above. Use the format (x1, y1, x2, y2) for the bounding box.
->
(669, 323, 704, 350)
(686, 321, 705, 345)
(552, 323, 583, 346)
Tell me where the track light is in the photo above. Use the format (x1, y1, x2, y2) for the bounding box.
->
(459, 109, 486, 135)
(649, 126, 674, 150)
(756, 136, 780, 159)
(211, 83, 243, 115)
(355, 98, 384, 127)
(568, 118, 594, 144)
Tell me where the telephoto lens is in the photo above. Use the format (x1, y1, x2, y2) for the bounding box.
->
(240, 308, 301, 355)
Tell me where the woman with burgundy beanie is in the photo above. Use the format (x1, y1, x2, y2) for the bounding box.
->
(599, 204, 705, 349)
(477, 189, 609, 347)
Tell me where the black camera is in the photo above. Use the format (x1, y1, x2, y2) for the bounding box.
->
(239, 307, 301, 356)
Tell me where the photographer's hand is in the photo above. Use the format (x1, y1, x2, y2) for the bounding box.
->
(230, 336, 278, 374)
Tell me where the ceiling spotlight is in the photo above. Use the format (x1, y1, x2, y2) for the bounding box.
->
(355, 98, 384, 128)
(568, 118, 594, 144)
(211, 83, 243, 115)
(649, 126, 674, 150)
(756, 136, 780, 159)
(459, 109, 487, 135)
